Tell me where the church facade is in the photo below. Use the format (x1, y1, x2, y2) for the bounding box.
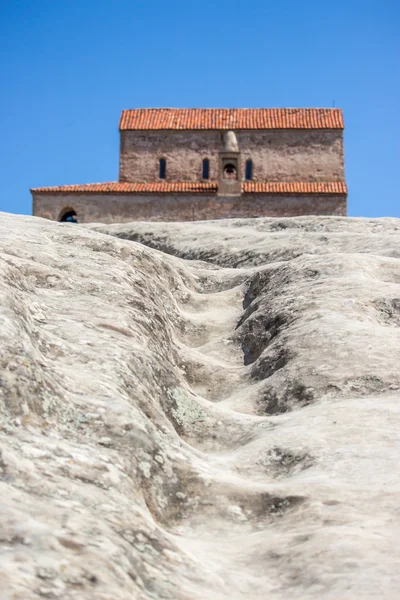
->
(31, 108, 347, 223)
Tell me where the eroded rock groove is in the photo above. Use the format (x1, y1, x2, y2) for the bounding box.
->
(1, 214, 400, 599)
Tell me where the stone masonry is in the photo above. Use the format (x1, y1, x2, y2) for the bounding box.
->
(32, 192, 346, 223)
(119, 130, 344, 183)
(31, 108, 347, 222)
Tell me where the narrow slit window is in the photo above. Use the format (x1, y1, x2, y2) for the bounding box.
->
(245, 159, 253, 180)
(159, 158, 166, 179)
(202, 158, 210, 180)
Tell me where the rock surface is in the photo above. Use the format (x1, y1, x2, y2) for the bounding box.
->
(1, 212, 400, 599)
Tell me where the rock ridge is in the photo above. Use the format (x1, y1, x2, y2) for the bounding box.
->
(0, 212, 399, 599)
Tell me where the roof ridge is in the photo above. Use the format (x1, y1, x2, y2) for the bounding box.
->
(119, 108, 344, 131)
(121, 107, 341, 110)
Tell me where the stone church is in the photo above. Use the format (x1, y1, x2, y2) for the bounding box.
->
(31, 108, 347, 223)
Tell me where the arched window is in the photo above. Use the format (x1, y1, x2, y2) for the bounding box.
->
(60, 209, 78, 223)
(245, 159, 253, 180)
(202, 158, 210, 180)
(223, 163, 237, 180)
(159, 158, 166, 179)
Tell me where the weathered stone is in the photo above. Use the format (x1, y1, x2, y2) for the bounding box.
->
(119, 129, 344, 183)
(33, 192, 346, 223)
(1, 212, 399, 599)
(32, 109, 347, 222)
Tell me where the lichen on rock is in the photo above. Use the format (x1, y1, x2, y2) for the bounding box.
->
(1, 213, 400, 599)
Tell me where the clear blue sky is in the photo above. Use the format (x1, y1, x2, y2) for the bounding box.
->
(0, 0, 399, 218)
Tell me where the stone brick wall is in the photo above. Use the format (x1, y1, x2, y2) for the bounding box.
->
(119, 130, 344, 183)
(33, 192, 347, 224)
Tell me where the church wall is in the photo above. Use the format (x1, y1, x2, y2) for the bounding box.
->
(33, 192, 347, 224)
(119, 130, 344, 183)
(119, 131, 221, 183)
(237, 130, 344, 182)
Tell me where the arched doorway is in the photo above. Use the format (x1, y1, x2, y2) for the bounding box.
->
(59, 209, 78, 223)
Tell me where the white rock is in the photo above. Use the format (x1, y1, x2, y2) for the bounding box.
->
(0, 212, 399, 599)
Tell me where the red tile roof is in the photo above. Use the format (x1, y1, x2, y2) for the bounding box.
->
(32, 181, 347, 195)
(31, 181, 218, 194)
(243, 181, 347, 194)
(119, 108, 344, 131)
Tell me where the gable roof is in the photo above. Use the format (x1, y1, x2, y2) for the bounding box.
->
(31, 181, 347, 195)
(119, 108, 344, 131)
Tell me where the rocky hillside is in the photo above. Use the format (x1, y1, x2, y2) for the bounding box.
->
(1, 213, 400, 599)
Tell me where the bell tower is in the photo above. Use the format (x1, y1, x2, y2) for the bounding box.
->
(218, 131, 242, 196)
